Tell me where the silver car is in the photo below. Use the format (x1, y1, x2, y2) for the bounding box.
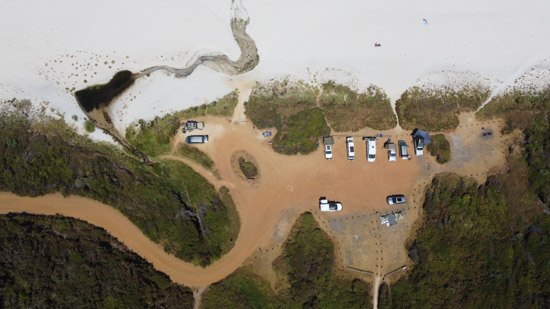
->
(386, 195, 406, 205)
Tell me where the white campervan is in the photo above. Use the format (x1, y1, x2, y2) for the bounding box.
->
(366, 137, 376, 162)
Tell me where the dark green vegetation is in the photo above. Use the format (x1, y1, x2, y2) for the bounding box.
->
(84, 119, 95, 133)
(203, 213, 372, 308)
(75, 70, 135, 112)
(238, 157, 258, 178)
(379, 174, 550, 308)
(177, 143, 215, 170)
(380, 93, 550, 308)
(126, 91, 238, 157)
(396, 86, 490, 131)
(0, 104, 239, 266)
(0, 213, 193, 308)
(426, 134, 451, 164)
(319, 81, 396, 131)
(245, 80, 395, 155)
(476, 88, 550, 207)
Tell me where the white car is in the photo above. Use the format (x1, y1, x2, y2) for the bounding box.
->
(324, 144, 333, 160)
(346, 137, 355, 160)
(366, 137, 376, 162)
(319, 197, 343, 212)
(414, 138, 424, 156)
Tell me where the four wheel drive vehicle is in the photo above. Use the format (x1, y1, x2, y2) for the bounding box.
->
(386, 195, 406, 205)
(384, 139, 397, 162)
(346, 137, 355, 160)
(398, 140, 411, 159)
(182, 120, 204, 132)
(319, 197, 343, 212)
(364, 137, 376, 162)
(324, 144, 333, 160)
(414, 137, 424, 156)
(185, 135, 209, 144)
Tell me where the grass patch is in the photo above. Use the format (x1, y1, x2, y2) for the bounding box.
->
(319, 81, 396, 131)
(177, 143, 214, 170)
(396, 86, 490, 131)
(238, 157, 258, 178)
(202, 267, 282, 309)
(0, 213, 193, 308)
(204, 212, 372, 308)
(83, 120, 95, 133)
(126, 90, 238, 157)
(272, 108, 330, 155)
(74, 70, 135, 112)
(476, 87, 550, 120)
(0, 105, 239, 266)
(426, 134, 451, 164)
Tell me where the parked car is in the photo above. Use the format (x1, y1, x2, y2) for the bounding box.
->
(414, 137, 424, 156)
(365, 137, 376, 162)
(386, 195, 407, 205)
(346, 137, 355, 160)
(384, 139, 397, 162)
(323, 136, 334, 160)
(319, 197, 343, 212)
(398, 140, 411, 159)
(185, 135, 209, 144)
(324, 144, 333, 160)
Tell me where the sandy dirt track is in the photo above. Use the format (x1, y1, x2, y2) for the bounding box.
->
(0, 113, 506, 291)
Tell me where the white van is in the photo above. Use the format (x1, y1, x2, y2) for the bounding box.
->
(185, 135, 209, 144)
(366, 137, 376, 162)
(346, 137, 355, 160)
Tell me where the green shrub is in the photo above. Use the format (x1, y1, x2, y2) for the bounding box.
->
(238, 157, 258, 178)
(84, 120, 95, 133)
(427, 134, 451, 163)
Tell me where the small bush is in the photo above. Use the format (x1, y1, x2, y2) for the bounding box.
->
(427, 134, 451, 163)
(84, 120, 95, 133)
(238, 157, 258, 178)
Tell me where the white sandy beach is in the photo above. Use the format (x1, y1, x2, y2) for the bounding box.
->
(1, 0, 550, 139)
